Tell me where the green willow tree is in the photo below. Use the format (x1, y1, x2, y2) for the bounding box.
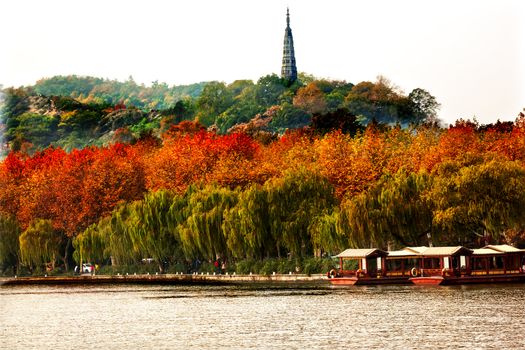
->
(73, 218, 107, 266)
(177, 185, 239, 260)
(308, 209, 344, 256)
(222, 184, 275, 259)
(74, 203, 139, 267)
(265, 169, 337, 258)
(19, 219, 61, 271)
(223, 171, 339, 260)
(107, 204, 140, 265)
(0, 214, 20, 272)
(430, 158, 525, 245)
(339, 170, 433, 249)
(129, 190, 180, 272)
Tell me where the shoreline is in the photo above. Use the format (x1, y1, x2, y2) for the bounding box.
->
(0, 273, 328, 286)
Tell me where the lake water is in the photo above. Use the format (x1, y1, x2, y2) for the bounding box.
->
(1, 282, 524, 349)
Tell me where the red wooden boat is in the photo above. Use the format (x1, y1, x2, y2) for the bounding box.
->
(409, 245, 525, 285)
(329, 245, 525, 286)
(328, 248, 422, 285)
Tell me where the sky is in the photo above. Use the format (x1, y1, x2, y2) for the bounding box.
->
(0, 0, 523, 125)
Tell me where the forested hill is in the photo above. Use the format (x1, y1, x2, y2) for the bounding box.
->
(1, 73, 441, 155)
(32, 75, 207, 110)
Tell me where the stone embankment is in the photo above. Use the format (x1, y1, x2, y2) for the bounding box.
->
(0, 273, 327, 286)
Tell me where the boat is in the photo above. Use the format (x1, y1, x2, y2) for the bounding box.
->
(328, 248, 421, 285)
(383, 247, 425, 280)
(408, 246, 472, 285)
(409, 245, 525, 285)
(329, 244, 525, 286)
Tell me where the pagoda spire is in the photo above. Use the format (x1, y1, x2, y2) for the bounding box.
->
(281, 8, 297, 83)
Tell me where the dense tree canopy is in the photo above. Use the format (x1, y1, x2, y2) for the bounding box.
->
(32, 75, 206, 110)
(1, 73, 440, 156)
(1, 73, 524, 274)
(2, 111, 525, 273)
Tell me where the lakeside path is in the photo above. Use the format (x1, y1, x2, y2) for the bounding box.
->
(0, 273, 328, 286)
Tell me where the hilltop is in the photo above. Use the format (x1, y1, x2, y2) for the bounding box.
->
(1, 73, 439, 155)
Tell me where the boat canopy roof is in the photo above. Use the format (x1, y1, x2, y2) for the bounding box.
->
(402, 246, 428, 254)
(335, 248, 388, 258)
(419, 246, 473, 256)
(472, 248, 504, 256)
(484, 244, 522, 253)
(336, 245, 521, 259)
(386, 249, 420, 258)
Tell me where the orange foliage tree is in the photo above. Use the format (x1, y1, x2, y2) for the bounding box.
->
(293, 82, 327, 115)
(315, 126, 389, 199)
(147, 130, 260, 193)
(0, 152, 28, 217)
(79, 144, 146, 227)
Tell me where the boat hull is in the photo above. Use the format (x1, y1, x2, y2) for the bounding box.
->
(328, 277, 358, 285)
(329, 276, 410, 286)
(410, 274, 525, 286)
(409, 276, 445, 285)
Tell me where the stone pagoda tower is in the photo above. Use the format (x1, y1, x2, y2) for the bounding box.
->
(281, 8, 297, 83)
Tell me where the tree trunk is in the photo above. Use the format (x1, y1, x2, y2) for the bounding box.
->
(63, 238, 72, 272)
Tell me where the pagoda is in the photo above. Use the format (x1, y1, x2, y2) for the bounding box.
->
(281, 8, 297, 83)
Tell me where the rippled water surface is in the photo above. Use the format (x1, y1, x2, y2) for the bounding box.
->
(1, 283, 525, 349)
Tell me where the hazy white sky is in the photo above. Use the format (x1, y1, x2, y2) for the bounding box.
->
(1, 0, 523, 124)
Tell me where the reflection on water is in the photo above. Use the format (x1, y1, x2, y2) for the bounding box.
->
(1, 283, 524, 349)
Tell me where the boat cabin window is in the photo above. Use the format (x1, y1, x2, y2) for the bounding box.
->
(343, 260, 358, 270)
(451, 256, 461, 269)
(407, 258, 419, 269)
(460, 255, 467, 269)
(489, 256, 504, 269)
(450, 256, 467, 270)
(386, 258, 419, 271)
(443, 257, 450, 269)
(506, 255, 520, 270)
(386, 259, 402, 271)
(471, 257, 487, 271)
(423, 258, 440, 269)
(366, 257, 378, 274)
